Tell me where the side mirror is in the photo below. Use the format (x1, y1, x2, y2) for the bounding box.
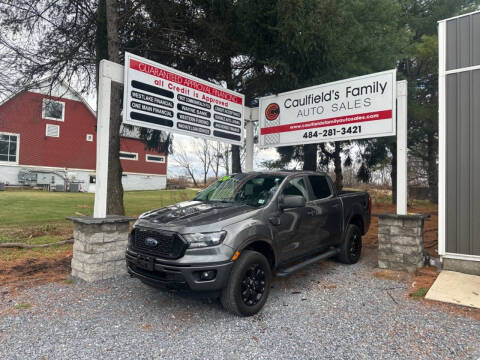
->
(279, 195, 306, 209)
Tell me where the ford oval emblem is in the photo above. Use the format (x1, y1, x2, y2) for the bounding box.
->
(145, 237, 158, 247)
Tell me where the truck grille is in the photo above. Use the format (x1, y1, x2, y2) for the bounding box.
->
(132, 228, 187, 259)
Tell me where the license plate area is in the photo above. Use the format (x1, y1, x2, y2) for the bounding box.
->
(136, 254, 154, 271)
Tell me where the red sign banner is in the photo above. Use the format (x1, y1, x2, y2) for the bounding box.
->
(130, 59, 243, 105)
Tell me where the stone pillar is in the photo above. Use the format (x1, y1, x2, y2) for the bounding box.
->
(67, 216, 136, 282)
(376, 213, 428, 273)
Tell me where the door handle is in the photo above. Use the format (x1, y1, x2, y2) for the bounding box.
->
(307, 209, 316, 216)
(332, 204, 340, 209)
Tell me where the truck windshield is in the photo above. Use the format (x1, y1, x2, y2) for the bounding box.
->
(194, 174, 285, 207)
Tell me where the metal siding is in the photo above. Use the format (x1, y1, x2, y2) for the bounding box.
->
(458, 71, 471, 254)
(473, 14, 480, 68)
(458, 16, 471, 69)
(473, 70, 480, 255)
(446, 70, 480, 256)
(446, 14, 480, 71)
(446, 73, 458, 253)
(446, 20, 457, 70)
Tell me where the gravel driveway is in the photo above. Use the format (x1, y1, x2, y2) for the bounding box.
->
(1, 250, 479, 360)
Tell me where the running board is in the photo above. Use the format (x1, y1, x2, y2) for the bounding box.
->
(275, 248, 340, 277)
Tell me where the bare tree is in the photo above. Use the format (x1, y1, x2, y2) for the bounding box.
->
(195, 139, 214, 185)
(0, 0, 98, 97)
(210, 142, 223, 179)
(172, 147, 198, 187)
(220, 143, 231, 175)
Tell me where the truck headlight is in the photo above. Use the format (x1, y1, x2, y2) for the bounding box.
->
(182, 231, 226, 249)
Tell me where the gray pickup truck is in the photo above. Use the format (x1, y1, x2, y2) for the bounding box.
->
(126, 171, 371, 316)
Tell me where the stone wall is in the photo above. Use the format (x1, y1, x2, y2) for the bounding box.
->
(68, 216, 135, 282)
(377, 214, 428, 272)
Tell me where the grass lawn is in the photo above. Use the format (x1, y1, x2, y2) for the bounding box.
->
(0, 189, 197, 228)
(0, 189, 197, 256)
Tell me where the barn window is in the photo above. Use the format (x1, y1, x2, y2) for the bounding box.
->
(119, 151, 138, 160)
(86, 134, 93, 142)
(146, 154, 165, 163)
(42, 98, 65, 121)
(0, 132, 19, 163)
(46, 124, 60, 137)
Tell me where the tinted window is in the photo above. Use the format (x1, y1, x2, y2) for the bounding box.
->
(282, 177, 309, 199)
(194, 174, 285, 207)
(308, 175, 332, 199)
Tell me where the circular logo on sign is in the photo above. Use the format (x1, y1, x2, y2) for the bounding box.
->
(265, 103, 280, 121)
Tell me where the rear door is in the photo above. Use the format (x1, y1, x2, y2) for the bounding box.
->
(306, 175, 343, 248)
(272, 176, 316, 263)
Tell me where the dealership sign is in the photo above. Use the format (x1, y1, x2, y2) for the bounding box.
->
(259, 69, 396, 147)
(123, 52, 244, 145)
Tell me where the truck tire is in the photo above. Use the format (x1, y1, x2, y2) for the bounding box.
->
(220, 250, 271, 316)
(336, 224, 362, 264)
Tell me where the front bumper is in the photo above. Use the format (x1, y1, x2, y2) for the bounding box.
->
(126, 248, 233, 292)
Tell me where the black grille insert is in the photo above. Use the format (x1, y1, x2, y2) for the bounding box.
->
(132, 228, 187, 259)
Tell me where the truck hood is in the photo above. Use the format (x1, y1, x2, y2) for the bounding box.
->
(134, 200, 258, 233)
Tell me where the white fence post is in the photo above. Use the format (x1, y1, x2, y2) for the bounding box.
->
(396, 80, 408, 215)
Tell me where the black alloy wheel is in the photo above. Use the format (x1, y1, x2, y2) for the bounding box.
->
(220, 250, 272, 316)
(240, 264, 267, 306)
(336, 224, 362, 264)
(349, 231, 362, 261)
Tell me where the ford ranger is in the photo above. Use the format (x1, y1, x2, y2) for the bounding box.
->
(126, 171, 371, 316)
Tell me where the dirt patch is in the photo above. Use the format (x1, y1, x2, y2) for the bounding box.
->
(0, 223, 73, 243)
(373, 269, 411, 282)
(0, 249, 72, 291)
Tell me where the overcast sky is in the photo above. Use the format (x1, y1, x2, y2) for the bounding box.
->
(168, 133, 279, 178)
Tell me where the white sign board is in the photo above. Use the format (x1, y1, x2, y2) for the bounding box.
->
(123, 52, 244, 145)
(259, 69, 396, 147)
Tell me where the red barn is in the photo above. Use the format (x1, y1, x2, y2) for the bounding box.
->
(0, 82, 167, 191)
